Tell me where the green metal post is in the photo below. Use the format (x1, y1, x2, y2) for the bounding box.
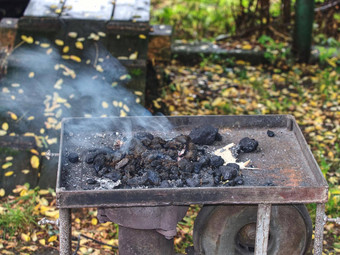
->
(293, 0, 315, 62)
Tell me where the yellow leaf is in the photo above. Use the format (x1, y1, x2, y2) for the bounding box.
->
(28, 72, 35, 78)
(2, 122, 9, 131)
(40, 43, 50, 48)
(212, 97, 223, 107)
(21, 35, 34, 44)
(134, 91, 143, 96)
(62, 55, 70, 59)
(54, 78, 63, 89)
(129, 51, 138, 60)
(91, 218, 98, 225)
(27, 116, 35, 120)
(39, 239, 46, 245)
(22, 169, 30, 174)
(235, 60, 246, 65)
(102, 101, 109, 109)
(139, 34, 146, 39)
(68, 32, 78, 38)
(2, 162, 12, 169)
(63, 46, 69, 53)
(96, 65, 104, 72)
(153, 100, 161, 109)
(31, 155, 40, 169)
(21, 233, 30, 242)
(30, 149, 39, 155)
(120, 109, 127, 117)
(70, 55, 81, 62)
(38, 189, 50, 195)
(5, 156, 13, 161)
(48, 235, 57, 243)
(0, 130, 7, 136)
(8, 111, 18, 120)
(242, 44, 252, 50)
(55, 39, 64, 46)
(120, 74, 127, 80)
(20, 189, 27, 196)
(0, 188, 5, 197)
(31, 232, 37, 242)
(75, 41, 83, 50)
(98, 31, 106, 37)
(5, 171, 14, 177)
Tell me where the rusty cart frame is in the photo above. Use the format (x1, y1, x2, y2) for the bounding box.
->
(56, 115, 328, 255)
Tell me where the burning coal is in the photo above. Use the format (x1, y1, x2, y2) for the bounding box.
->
(65, 124, 259, 189)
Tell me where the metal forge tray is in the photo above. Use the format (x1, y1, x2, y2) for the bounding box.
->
(56, 115, 328, 208)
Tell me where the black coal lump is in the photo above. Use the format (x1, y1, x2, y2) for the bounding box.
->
(178, 159, 194, 173)
(193, 162, 203, 174)
(234, 176, 244, 185)
(104, 171, 121, 182)
(93, 154, 106, 172)
(186, 174, 200, 187)
(267, 130, 275, 137)
(201, 173, 214, 187)
(68, 152, 79, 163)
(189, 125, 220, 145)
(239, 137, 259, 153)
(160, 180, 170, 188)
(147, 170, 160, 186)
(210, 155, 224, 168)
(86, 178, 97, 185)
(220, 164, 239, 181)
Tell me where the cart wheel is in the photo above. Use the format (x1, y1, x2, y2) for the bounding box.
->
(193, 204, 312, 255)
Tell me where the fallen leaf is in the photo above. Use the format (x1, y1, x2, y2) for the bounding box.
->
(30, 155, 40, 169)
(2, 122, 9, 130)
(5, 171, 14, 177)
(2, 162, 12, 169)
(48, 235, 57, 243)
(91, 218, 98, 225)
(55, 39, 64, 46)
(75, 41, 83, 50)
(21, 233, 30, 242)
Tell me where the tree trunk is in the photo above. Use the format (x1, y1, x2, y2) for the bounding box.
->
(282, 0, 291, 23)
(259, 0, 270, 25)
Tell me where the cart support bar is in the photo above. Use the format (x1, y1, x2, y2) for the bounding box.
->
(255, 204, 271, 255)
(314, 203, 326, 255)
(59, 208, 72, 255)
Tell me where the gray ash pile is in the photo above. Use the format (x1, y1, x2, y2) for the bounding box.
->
(67, 125, 259, 189)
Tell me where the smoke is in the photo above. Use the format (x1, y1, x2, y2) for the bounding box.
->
(0, 34, 172, 151)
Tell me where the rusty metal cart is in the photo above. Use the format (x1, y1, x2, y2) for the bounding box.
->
(56, 115, 328, 255)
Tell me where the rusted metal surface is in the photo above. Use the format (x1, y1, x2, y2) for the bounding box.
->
(59, 208, 72, 255)
(97, 206, 188, 239)
(254, 204, 271, 255)
(57, 115, 328, 208)
(313, 203, 327, 255)
(193, 204, 312, 255)
(119, 226, 174, 255)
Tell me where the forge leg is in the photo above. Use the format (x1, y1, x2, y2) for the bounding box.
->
(59, 208, 72, 255)
(313, 203, 326, 255)
(119, 226, 174, 255)
(254, 204, 271, 255)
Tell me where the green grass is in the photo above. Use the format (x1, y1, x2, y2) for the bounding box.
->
(0, 186, 38, 238)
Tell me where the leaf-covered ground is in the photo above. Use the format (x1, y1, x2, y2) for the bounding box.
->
(0, 57, 339, 254)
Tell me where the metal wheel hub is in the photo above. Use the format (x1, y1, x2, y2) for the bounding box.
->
(193, 204, 312, 255)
